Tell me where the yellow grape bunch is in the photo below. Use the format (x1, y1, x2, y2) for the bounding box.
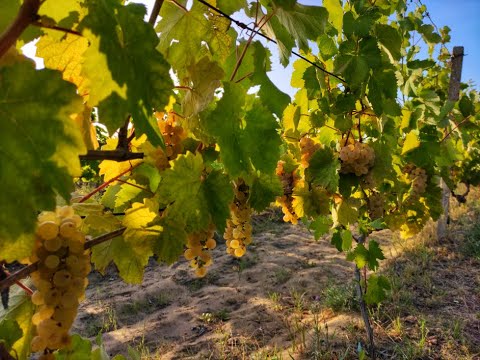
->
(183, 225, 216, 278)
(275, 160, 299, 224)
(149, 111, 186, 170)
(339, 139, 375, 176)
(224, 181, 253, 258)
(299, 137, 320, 168)
(29, 206, 90, 356)
(404, 165, 428, 198)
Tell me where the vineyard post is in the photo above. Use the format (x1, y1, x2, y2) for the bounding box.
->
(437, 46, 464, 241)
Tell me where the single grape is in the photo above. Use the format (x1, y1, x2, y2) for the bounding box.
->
(44, 237, 63, 252)
(44, 254, 60, 269)
(37, 221, 59, 241)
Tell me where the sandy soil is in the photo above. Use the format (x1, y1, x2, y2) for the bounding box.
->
(72, 208, 480, 359)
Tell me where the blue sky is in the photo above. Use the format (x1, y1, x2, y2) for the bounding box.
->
(254, 0, 480, 96)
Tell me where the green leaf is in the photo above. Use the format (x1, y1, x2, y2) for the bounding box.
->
(202, 170, 234, 233)
(375, 24, 402, 60)
(341, 229, 353, 251)
(80, 1, 172, 146)
(459, 95, 474, 117)
(366, 240, 385, 270)
(251, 42, 291, 117)
(56, 334, 92, 360)
(244, 101, 283, 174)
(334, 198, 360, 226)
(305, 148, 340, 193)
(263, 4, 328, 65)
(318, 34, 338, 61)
(123, 198, 162, 248)
(183, 56, 224, 118)
(114, 180, 147, 212)
(309, 216, 333, 240)
(217, 0, 246, 15)
(346, 243, 368, 268)
(156, 1, 213, 71)
(365, 275, 390, 305)
(0, 62, 84, 261)
(203, 82, 247, 176)
(0, 284, 35, 360)
(249, 174, 283, 212)
(158, 152, 215, 232)
(0, 319, 22, 350)
(155, 215, 187, 264)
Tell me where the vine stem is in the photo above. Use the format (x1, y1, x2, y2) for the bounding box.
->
(31, 21, 82, 37)
(78, 162, 142, 203)
(148, 0, 164, 25)
(0, 0, 41, 58)
(0, 227, 127, 292)
(354, 234, 376, 359)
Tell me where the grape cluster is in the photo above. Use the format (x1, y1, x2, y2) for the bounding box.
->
(339, 140, 375, 176)
(183, 226, 216, 278)
(29, 206, 90, 354)
(224, 182, 253, 258)
(150, 111, 186, 170)
(299, 137, 320, 168)
(404, 165, 427, 198)
(275, 161, 299, 224)
(368, 192, 384, 220)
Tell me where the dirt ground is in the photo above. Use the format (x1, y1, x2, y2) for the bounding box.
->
(72, 205, 480, 359)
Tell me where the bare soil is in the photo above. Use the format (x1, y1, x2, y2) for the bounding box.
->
(73, 206, 480, 359)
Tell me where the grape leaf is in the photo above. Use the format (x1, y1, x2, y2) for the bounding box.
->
(0, 62, 84, 260)
(38, 0, 82, 28)
(182, 56, 224, 118)
(346, 240, 384, 270)
(36, 33, 90, 100)
(157, 152, 209, 231)
(263, 4, 328, 65)
(323, 0, 343, 35)
(156, 0, 213, 72)
(305, 148, 340, 193)
(0, 284, 35, 360)
(365, 275, 390, 305)
(243, 101, 283, 174)
(375, 24, 402, 60)
(402, 130, 420, 155)
(249, 174, 283, 212)
(154, 214, 187, 264)
(80, 1, 172, 146)
(0, 319, 22, 350)
(250, 42, 291, 117)
(91, 235, 152, 284)
(202, 170, 234, 233)
(309, 216, 333, 240)
(123, 198, 162, 247)
(217, 0, 246, 15)
(202, 82, 247, 176)
(56, 334, 92, 360)
(114, 180, 148, 212)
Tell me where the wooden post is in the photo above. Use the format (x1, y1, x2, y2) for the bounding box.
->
(437, 46, 464, 241)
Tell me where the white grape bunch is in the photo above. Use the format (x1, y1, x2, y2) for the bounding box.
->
(299, 137, 320, 168)
(29, 206, 90, 355)
(184, 225, 216, 278)
(339, 139, 375, 176)
(224, 181, 252, 258)
(275, 160, 299, 224)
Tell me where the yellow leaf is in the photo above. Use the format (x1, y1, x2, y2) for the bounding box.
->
(36, 33, 90, 100)
(98, 136, 146, 182)
(401, 130, 420, 155)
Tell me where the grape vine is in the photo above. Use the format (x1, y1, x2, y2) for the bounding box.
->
(0, 0, 479, 359)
